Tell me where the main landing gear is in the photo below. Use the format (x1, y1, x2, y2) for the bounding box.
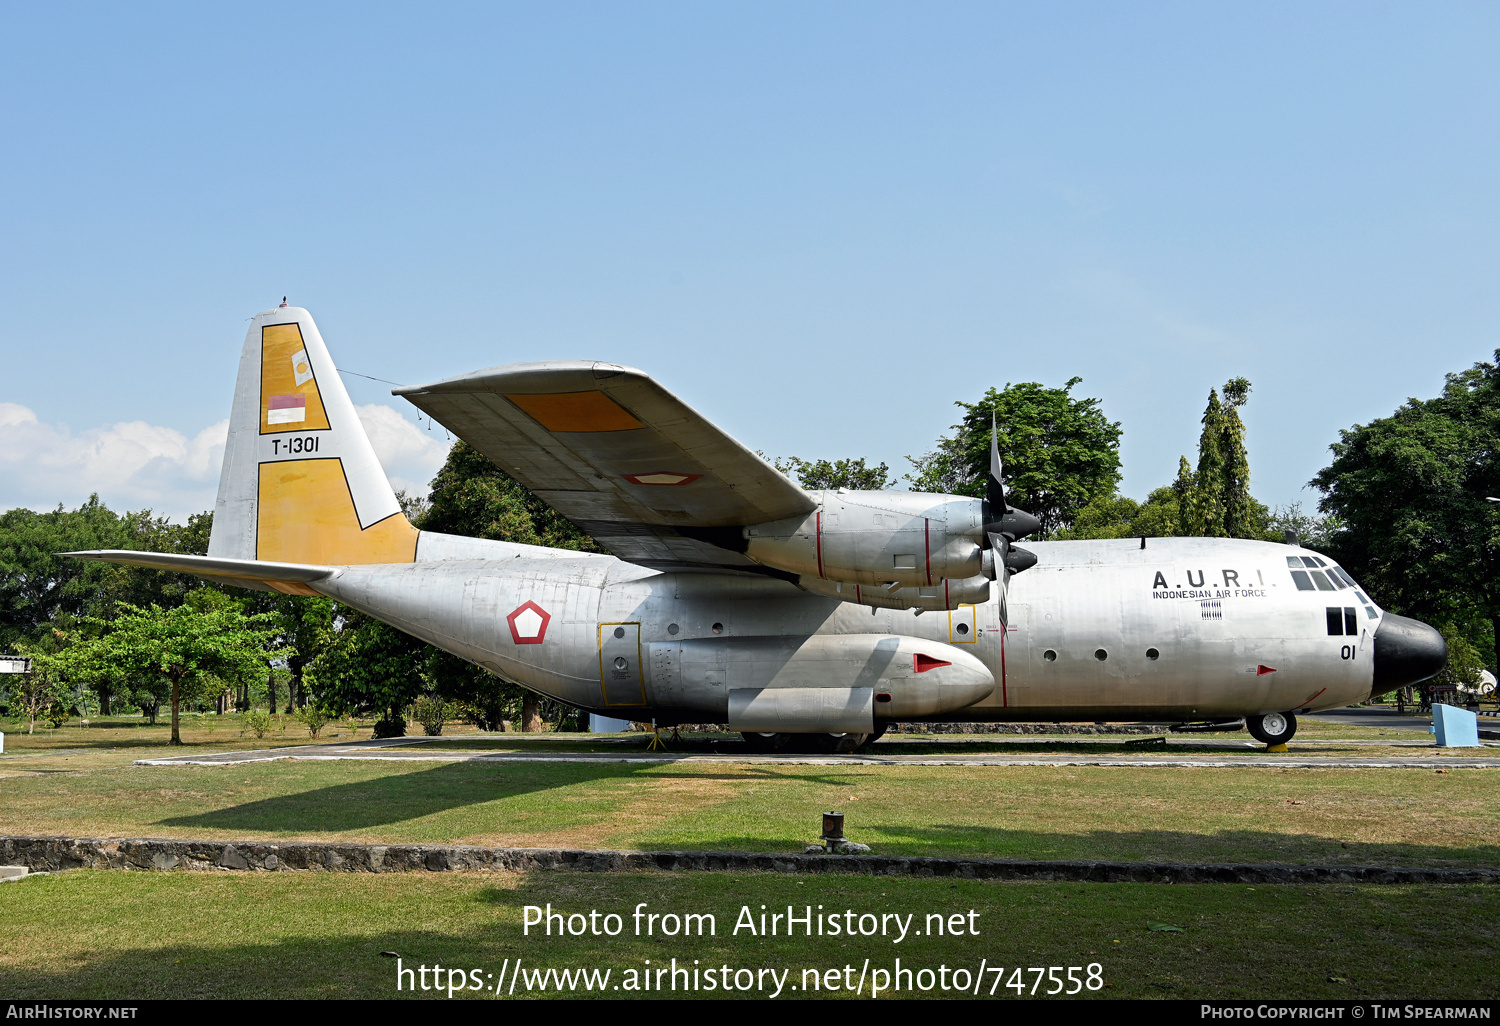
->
(1246, 711, 1297, 746)
(740, 727, 888, 754)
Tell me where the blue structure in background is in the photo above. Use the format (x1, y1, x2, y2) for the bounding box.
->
(1431, 704, 1480, 747)
(589, 713, 633, 733)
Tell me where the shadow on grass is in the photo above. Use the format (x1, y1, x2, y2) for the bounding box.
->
(154, 760, 647, 833)
(682, 824, 1500, 867)
(152, 762, 849, 834)
(864, 822, 1500, 868)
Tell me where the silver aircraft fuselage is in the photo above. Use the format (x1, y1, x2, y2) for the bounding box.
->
(69, 306, 1446, 734)
(315, 534, 1384, 725)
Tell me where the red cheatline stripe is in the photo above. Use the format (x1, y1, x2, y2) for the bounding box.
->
(1000, 624, 1008, 707)
(816, 511, 824, 578)
(1297, 687, 1326, 709)
(268, 394, 306, 409)
(924, 518, 931, 585)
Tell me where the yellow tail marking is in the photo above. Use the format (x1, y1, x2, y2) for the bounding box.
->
(260, 323, 331, 434)
(257, 459, 417, 564)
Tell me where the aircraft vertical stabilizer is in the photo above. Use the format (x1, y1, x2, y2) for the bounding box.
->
(208, 305, 418, 566)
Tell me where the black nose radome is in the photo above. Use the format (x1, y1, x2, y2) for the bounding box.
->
(1372, 613, 1447, 693)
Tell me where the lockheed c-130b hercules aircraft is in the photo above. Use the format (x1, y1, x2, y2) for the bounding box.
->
(69, 305, 1447, 751)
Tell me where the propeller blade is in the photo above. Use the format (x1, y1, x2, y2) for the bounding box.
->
(986, 412, 1007, 516)
(988, 530, 1011, 613)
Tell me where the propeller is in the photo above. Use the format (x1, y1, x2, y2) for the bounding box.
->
(981, 414, 1040, 622)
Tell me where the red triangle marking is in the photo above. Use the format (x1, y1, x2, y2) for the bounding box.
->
(1257, 664, 1277, 676)
(914, 653, 952, 673)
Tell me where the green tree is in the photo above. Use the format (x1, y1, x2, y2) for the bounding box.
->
(1058, 486, 1184, 540)
(1311, 353, 1500, 670)
(314, 608, 429, 726)
(1431, 625, 1485, 694)
(1184, 388, 1227, 535)
(6, 645, 71, 734)
(1264, 501, 1339, 550)
(263, 594, 334, 712)
(0, 499, 217, 717)
(907, 378, 1123, 535)
(0, 496, 130, 650)
(1220, 378, 1256, 537)
(1176, 378, 1266, 539)
(772, 457, 894, 490)
(420, 441, 601, 551)
(75, 602, 279, 744)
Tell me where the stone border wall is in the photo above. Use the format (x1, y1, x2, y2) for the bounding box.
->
(2, 835, 1495, 885)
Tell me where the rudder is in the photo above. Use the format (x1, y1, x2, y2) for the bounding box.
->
(209, 305, 418, 565)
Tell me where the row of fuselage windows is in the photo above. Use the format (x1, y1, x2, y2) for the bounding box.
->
(1287, 555, 1380, 622)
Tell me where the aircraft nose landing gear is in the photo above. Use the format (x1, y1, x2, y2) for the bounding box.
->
(1247, 711, 1297, 747)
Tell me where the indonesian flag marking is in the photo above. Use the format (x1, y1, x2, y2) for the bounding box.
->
(267, 394, 307, 425)
(507, 601, 551, 645)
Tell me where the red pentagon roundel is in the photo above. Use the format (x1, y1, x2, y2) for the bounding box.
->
(506, 601, 551, 645)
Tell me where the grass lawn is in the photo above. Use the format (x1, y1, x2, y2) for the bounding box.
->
(0, 870, 1494, 999)
(1, 739, 1496, 867)
(0, 707, 1456, 757)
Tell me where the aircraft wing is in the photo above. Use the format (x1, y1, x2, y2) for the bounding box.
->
(395, 362, 815, 572)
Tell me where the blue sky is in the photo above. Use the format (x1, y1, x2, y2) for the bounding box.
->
(2, 2, 1496, 521)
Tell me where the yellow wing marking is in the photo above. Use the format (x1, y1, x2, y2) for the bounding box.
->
(506, 390, 642, 432)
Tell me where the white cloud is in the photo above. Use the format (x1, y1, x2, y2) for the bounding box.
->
(0, 402, 227, 520)
(354, 403, 451, 498)
(0, 401, 450, 522)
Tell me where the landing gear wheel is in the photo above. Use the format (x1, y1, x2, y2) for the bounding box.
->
(866, 724, 888, 745)
(809, 732, 870, 754)
(740, 731, 792, 752)
(1247, 711, 1297, 746)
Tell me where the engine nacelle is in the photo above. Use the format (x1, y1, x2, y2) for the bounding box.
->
(745, 490, 983, 587)
(647, 634, 995, 732)
(797, 573, 991, 612)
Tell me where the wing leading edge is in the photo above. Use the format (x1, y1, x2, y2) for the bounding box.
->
(395, 362, 815, 572)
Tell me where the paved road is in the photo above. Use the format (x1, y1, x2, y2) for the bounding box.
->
(1307, 704, 1500, 736)
(136, 735, 1500, 770)
(1305, 706, 1435, 731)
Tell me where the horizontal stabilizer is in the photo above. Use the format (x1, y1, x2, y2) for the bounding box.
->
(62, 550, 337, 596)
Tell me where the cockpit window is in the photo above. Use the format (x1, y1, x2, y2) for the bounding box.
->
(1286, 556, 1304, 568)
(1309, 570, 1335, 591)
(1291, 570, 1314, 591)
